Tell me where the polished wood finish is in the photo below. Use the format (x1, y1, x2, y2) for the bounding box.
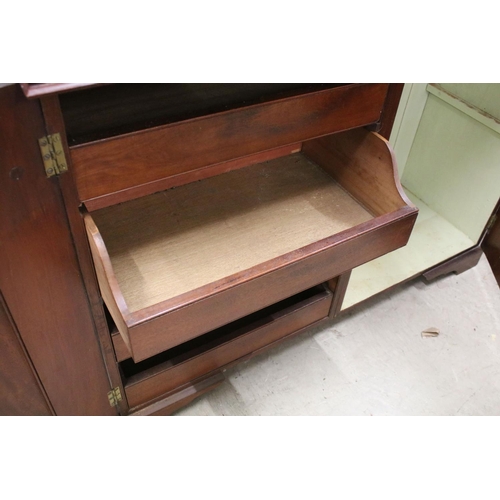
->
(130, 371, 226, 416)
(84, 142, 302, 211)
(21, 83, 103, 99)
(2, 83, 426, 415)
(92, 155, 372, 312)
(0, 84, 115, 415)
(94, 207, 415, 363)
(0, 293, 53, 416)
(70, 84, 389, 204)
(122, 286, 332, 408)
(84, 129, 417, 362)
(483, 203, 500, 286)
(303, 128, 414, 215)
(378, 83, 405, 140)
(39, 94, 129, 415)
(423, 246, 484, 281)
(84, 209, 132, 354)
(60, 83, 343, 145)
(111, 325, 132, 363)
(327, 271, 352, 317)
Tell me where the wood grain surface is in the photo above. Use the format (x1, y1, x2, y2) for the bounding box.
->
(303, 128, 415, 215)
(60, 83, 342, 145)
(70, 84, 389, 203)
(129, 371, 226, 416)
(0, 84, 115, 415)
(85, 129, 417, 362)
(40, 94, 129, 414)
(92, 154, 372, 312)
(378, 83, 405, 140)
(122, 286, 332, 407)
(0, 293, 53, 415)
(483, 201, 500, 286)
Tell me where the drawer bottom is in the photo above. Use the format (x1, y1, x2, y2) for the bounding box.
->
(121, 285, 333, 411)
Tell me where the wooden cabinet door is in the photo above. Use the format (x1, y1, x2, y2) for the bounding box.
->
(0, 84, 117, 415)
(0, 293, 52, 416)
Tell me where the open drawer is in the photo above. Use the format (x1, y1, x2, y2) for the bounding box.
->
(120, 284, 333, 410)
(84, 128, 418, 362)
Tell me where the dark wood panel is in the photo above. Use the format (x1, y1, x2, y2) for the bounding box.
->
(423, 246, 483, 282)
(60, 83, 344, 145)
(122, 286, 332, 407)
(129, 209, 416, 361)
(85, 142, 302, 211)
(39, 95, 129, 415)
(20, 83, 104, 99)
(327, 271, 352, 318)
(302, 127, 413, 215)
(0, 84, 116, 415)
(483, 204, 500, 286)
(84, 128, 416, 362)
(112, 326, 132, 362)
(130, 372, 226, 416)
(0, 293, 53, 416)
(71, 84, 389, 203)
(378, 83, 405, 140)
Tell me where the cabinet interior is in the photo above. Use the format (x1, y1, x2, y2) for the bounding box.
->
(59, 83, 344, 145)
(344, 88, 500, 309)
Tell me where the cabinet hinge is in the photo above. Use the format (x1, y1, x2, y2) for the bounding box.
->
(38, 133, 68, 178)
(107, 387, 122, 407)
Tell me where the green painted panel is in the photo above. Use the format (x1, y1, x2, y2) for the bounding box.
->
(402, 93, 500, 242)
(343, 190, 474, 310)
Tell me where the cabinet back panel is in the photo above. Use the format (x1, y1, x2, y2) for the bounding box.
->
(402, 93, 500, 242)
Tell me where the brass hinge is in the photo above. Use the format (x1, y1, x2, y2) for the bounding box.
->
(108, 387, 122, 407)
(38, 133, 68, 178)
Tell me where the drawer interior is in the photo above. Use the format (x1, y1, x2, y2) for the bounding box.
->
(84, 127, 417, 362)
(91, 153, 372, 312)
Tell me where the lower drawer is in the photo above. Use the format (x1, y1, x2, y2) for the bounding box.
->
(120, 285, 332, 410)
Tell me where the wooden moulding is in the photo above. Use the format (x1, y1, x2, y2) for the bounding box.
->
(72, 83, 389, 207)
(84, 128, 418, 363)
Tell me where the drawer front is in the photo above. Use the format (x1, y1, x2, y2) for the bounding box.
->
(125, 211, 415, 361)
(122, 286, 333, 410)
(71, 83, 389, 206)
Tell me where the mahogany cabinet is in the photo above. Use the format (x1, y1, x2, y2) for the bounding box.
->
(3, 82, 484, 416)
